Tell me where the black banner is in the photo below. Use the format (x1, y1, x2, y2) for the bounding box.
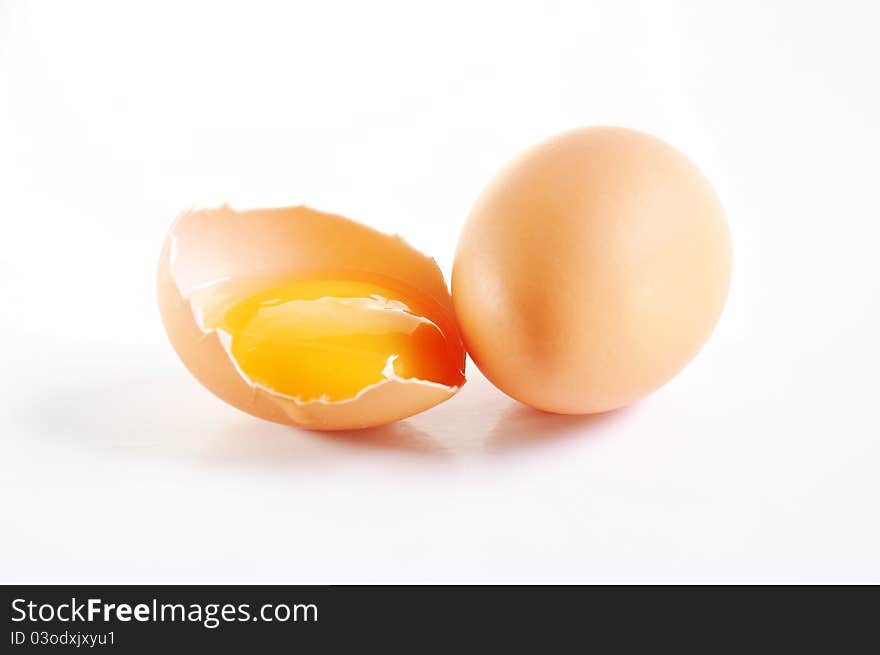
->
(1, 585, 874, 650)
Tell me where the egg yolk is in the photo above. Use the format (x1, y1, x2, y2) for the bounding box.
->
(202, 276, 462, 403)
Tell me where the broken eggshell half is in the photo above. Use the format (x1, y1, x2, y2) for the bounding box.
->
(157, 205, 466, 430)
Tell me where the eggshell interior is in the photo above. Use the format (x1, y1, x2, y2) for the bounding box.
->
(157, 205, 465, 430)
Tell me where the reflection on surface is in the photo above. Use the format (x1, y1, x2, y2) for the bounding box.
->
(489, 403, 624, 450)
(22, 357, 632, 465)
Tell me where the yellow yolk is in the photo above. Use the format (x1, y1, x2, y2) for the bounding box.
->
(199, 276, 462, 403)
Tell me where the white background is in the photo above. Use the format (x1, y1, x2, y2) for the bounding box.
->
(1, 0, 878, 582)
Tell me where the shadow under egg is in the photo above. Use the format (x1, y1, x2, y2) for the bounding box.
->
(487, 402, 631, 450)
(20, 364, 449, 466)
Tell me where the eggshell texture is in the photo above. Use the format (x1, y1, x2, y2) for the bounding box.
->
(453, 127, 732, 414)
(157, 205, 465, 430)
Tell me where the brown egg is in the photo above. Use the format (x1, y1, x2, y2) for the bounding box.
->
(157, 205, 465, 430)
(453, 127, 732, 414)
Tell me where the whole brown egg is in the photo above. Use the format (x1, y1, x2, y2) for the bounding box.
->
(452, 127, 732, 414)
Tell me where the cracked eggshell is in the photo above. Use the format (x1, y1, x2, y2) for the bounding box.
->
(453, 127, 732, 414)
(157, 205, 465, 430)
